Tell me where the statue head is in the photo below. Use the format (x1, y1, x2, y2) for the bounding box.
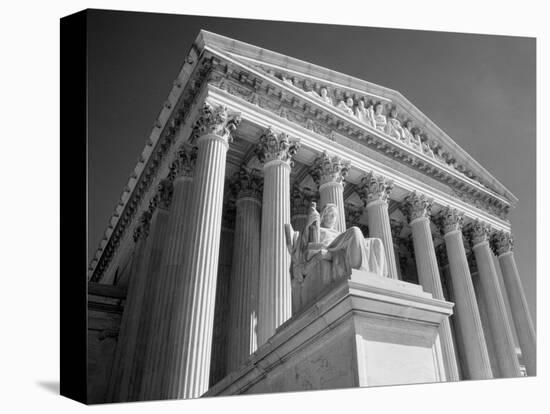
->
(374, 102, 384, 115)
(320, 87, 328, 97)
(358, 100, 365, 109)
(346, 97, 354, 107)
(320, 203, 338, 229)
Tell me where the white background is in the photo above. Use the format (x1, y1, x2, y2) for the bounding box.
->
(0, 0, 546, 412)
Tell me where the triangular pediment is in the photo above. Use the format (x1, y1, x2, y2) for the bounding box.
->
(197, 30, 517, 206)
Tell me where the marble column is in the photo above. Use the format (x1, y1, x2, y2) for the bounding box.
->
(257, 128, 300, 346)
(436, 207, 493, 380)
(491, 231, 536, 376)
(140, 147, 197, 400)
(310, 151, 350, 233)
(126, 180, 172, 400)
(358, 171, 398, 279)
(107, 209, 152, 402)
(166, 103, 241, 399)
(226, 166, 262, 373)
(404, 192, 459, 381)
(467, 222, 521, 377)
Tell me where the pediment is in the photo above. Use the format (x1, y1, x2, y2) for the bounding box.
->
(197, 30, 517, 206)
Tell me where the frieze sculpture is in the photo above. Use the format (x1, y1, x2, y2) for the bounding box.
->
(373, 102, 387, 131)
(336, 97, 354, 116)
(385, 107, 405, 140)
(285, 203, 387, 312)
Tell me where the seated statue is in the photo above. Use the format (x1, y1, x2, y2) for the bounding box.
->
(355, 100, 376, 128)
(319, 87, 333, 105)
(285, 203, 388, 312)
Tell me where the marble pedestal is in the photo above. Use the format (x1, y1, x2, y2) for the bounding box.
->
(206, 271, 453, 396)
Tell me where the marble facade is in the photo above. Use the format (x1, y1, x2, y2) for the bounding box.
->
(87, 30, 535, 403)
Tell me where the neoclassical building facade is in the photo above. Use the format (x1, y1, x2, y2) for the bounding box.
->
(86, 30, 535, 403)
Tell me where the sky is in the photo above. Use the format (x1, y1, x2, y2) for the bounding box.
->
(87, 9, 536, 319)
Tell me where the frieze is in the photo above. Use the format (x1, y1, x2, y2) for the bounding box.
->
(209, 61, 511, 219)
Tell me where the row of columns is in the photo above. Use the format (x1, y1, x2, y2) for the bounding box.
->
(110, 102, 534, 402)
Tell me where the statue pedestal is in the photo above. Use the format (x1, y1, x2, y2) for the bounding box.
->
(206, 271, 454, 396)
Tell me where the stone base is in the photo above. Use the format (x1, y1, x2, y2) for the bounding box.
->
(206, 270, 454, 396)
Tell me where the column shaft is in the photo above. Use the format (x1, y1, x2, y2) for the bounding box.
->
(258, 160, 292, 345)
(319, 182, 346, 232)
(410, 217, 459, 381)
(140, 176, 193, 400)
(168, 133, 229, 399)
(227, 196, 261, 372)
(498, 252, 536, 375)
(366, 200, 398, 279)
(473, 241, 521, 377)
(444, 230, 492, 379)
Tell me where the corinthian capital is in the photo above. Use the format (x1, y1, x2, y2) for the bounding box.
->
(403, 191, 433, 223)
(358, 171, 394, 205)
(169, 146, 198, 179)
(192, 102, 241, 142)
(310, 151, 351, 187)
(229, 165, 263, 200)
(491, 230, 514, 256)
(255, 127, 301, 165)
(435, 206, 464, 235)
(156, 178, 174, 210)
(468, 220, 491, 247)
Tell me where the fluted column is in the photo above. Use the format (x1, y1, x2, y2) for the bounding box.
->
(257, 128, 300, 346)
(492, 231, 536, 376)
(404, 193, 459, 381)
(468, 221, 522, 377)
(310, 151, 350, 233)
(358, 171, 398, 279)
(436, 207, 492, 379)
(107, 209, 152, 402)
(165, 103, 241, 399)
(126, 180, 172, 400)
(226, 166, 262, 373)
(140, 147, 197, 400)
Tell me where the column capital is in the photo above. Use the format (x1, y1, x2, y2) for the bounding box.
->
(229, 165, 263, 200)
(291, 184, 318, 217)
(403, 191, 433, 224)
(192, 102, 241, 142)
(491, 230, 514, 256)
(310, 151, 351, 187)
(255, 127, 300, 166)
(358, 171, 394, 206)
(435, 206, 465, 235)
(467, 220, 491, 248)
(156, 178, 174, 210)
(169, 146, 198, 180)
(132, 210, 152, 243)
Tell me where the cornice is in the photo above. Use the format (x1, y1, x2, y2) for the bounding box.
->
(203, 51, 513, 220)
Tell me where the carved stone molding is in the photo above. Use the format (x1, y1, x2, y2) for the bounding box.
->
(291, 184, 317, 217)
(132, 210, 152, 243)
(255, 127, 301, 165)
(229, 165, 263, 200)
(309, 151, 351, 187)
(192, 102, 242, 142)
(435, 206, 465, 235)
(491, 230, 514, 256)
(169, 146, 198, 180)
(403, 191, 434, 224)
(358, 171, 394, 205)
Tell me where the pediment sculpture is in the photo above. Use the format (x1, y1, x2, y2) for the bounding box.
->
(285, 202, 387, 313)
